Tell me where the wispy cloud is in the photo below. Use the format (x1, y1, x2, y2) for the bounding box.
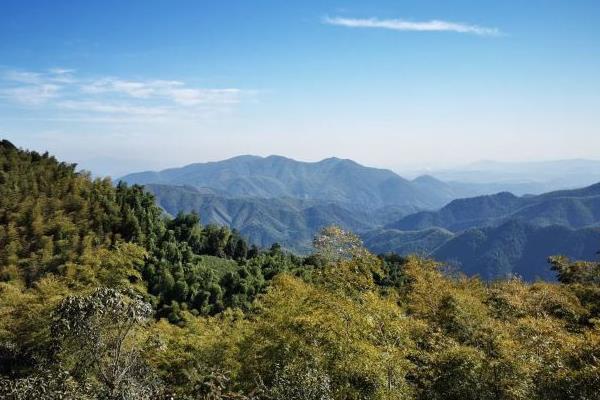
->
(57, 100, 168, 116)
(48, 68, 76, 75)
(0, 68, 250, 119)
(323, 16, 501, 36)
(4, 70, 43, 84)
(81, 78, 177, 98)
(81, 78, 242, 106)
(2, 84, 61, 105)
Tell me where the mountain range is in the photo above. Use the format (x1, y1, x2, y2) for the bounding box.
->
(122, 155, 483, 210)
(121, 155, 600, 280)
(120, 155, 525, 251)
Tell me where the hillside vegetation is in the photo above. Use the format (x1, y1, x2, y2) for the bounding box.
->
(365, 221, 600, 281)
(146, 183, 415, 251)
(1, 141, 600, 399)
(433, 221, 600, 281)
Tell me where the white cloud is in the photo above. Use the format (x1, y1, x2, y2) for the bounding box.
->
(0, 68, 249, 118)
(81, 78, 242, 105)
(47, 68, 77, 84)
(168, 87, 241, 106)
(1, 84, 61, 105)
(48, 68, 76, 75)
(81, 78, 179, 98)
(4, 70, 43, 84)
(323, 16, 501, 36)
(57, 100, 168, 116)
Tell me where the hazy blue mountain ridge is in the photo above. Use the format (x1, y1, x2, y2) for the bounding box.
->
(418, 159, 600, 194)
(122, 155, 484, 210)
(387, 183, 600, 232)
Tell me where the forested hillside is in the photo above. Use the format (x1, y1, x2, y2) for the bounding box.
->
(146, 183, 415, 251)
(362, 227, 454, 256)
(361, 184, 600, 280)
(1, 141, 600, 399)
(433, 221, 600, 281)
(0, 140, 302, 321)
(365, 222, 600, 281)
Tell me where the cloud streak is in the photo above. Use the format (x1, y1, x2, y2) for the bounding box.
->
(2, 84, 61, 105)
(57, 100, 168, 116)
(0, 68, 250, 119)
(323, 16, 501, 36)
(82, 78, 242, 106)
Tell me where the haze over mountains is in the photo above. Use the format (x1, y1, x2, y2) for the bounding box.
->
(121, 155, 600, 280)
(411, 159, 600, 195)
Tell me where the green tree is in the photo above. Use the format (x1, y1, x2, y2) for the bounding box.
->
(51, 288, 159, 399)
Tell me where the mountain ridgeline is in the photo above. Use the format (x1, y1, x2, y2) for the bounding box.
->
(121, 155, 477, 210)
(121, 155, 600, 281)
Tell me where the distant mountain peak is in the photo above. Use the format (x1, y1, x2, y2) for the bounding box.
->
(412, 175, 445, 185)
(224, 154, 262, 161)
(264, 154, 293, 161)
(320, 156, 343, 162)
(121, 154, 467, 210)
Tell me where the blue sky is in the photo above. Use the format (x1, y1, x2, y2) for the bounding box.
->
(1, 0, 599, 176)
